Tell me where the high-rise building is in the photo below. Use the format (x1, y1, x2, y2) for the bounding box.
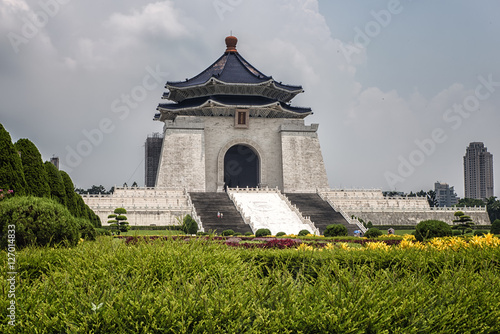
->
(464, 142, 494, 199)
(145, 133, 163, 188)
(434, 182, 458, 207)
(50, 156, 59, 170)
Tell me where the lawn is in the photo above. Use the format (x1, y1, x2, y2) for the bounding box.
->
(2, 235, 500, 333)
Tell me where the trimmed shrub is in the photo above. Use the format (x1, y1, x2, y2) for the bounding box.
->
(298, 229, 310, 236)
(60, 171, 80, 217)
(255, 228, 271, 237)
(95, 228, 111, 236)
(415, 220, 452, 242)
(0, 196, 80, 248)
(77, 218, 97, 241)
(14, 138, 50, 198)
(491, 219, 500, 235)
(276, 232, 286, 237)
(452, 230, 462, 236)
(44, 161, 66, 206)
(324, 224, 348, 237)
(474, 230, 488, 237)
(244, 232, 253, 236)
(0, 123, 27, 195)
(364, 228, 383, 238)
(222, 229, 235, 236)
(181, 214, 198, 234)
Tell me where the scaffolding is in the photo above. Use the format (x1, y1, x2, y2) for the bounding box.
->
(144, 133, 163, 188)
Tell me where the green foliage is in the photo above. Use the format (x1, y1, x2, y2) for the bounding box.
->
(4, 238, 500, 333)
(60, 171, 80, 217)
(456, 198, 485, 208)
(452, 211, 475, 235)
(222, 229, 235, 236)
(75, 184, 110, 195)
(0, 196, 80, 248)
(255, 228, 271, 237)
(114, 207, 127, 215)
(14, 138, 51, 198)
(95, 228, 111, 236)
(276, 232, 286, 237)
(180, 214, 198, 235)
(324, 224, 348, 237)
(415, 220, 452, 241)
(364, 228, 383, 238)
(44, 161, 66, 206)
(366, 221, 373, 228)
(491, 219, 500, 235)
(0, 123, 27, 196)
(486, 197, 500, 223)
(76, 218, 97, 241)
(298, 229, 310, 236)
(244, 232, 253, 236)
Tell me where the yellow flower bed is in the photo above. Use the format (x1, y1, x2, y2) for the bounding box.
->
(292, 233, 499, 252)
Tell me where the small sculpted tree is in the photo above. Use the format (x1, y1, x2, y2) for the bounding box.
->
(452, 211, 474, 235)
(114, 208, 130, 232)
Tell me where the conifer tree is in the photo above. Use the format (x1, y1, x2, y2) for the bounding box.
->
(14, 138, 50, 198)
(44, 161, 66, 206)
(0, 123, 27, 195)
(60, 171, 80, 217)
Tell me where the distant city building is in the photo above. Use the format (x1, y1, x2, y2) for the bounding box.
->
(434, 182, 458, 207)
(50, 156, 59, 170)
(463, 142, 494, 200)
(145, 133, 163, 187)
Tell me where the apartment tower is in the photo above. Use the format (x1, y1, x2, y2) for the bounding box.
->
(464, 142, 494, 199)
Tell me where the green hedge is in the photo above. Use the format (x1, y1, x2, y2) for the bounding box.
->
(0, 196, 80, 248)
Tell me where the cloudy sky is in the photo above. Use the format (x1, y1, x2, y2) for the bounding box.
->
(1, 0, 499, 197)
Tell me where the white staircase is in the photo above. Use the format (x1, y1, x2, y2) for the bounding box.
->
(228, 188, 318, 235)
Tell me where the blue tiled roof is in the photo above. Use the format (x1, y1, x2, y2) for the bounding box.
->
(167, 52, 302, 92)
(158, 95, 311, 114)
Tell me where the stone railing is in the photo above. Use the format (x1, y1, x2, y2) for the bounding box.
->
(278, 192, 320, 235)
(186, 192, 204, 232)
(81, 187, 187, 198)
(337, 206, 487, 213)
(227, 187, 320, 235)
(319, 193, 367, 233)
(226, 190, 256, 233)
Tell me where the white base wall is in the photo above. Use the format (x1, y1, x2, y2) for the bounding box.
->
(82, 187, 191, 227)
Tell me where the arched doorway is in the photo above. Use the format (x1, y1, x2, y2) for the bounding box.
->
(224, 145, 259, 188)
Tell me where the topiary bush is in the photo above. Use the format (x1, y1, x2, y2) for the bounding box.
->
(95, 228, 111, 236)
(364, 228, 383, 239)
(181, 214, 198, 235)
(255, 228, 271, 237)
(298, 229, 310, 236)
(491, 219, 500, 235)
(276, 232, 286, 237)
(415, 220, 452, 242)
(0, 196, 80, 248)
(244, 232, 253, 236)
(222, 229, 235, 236)
(324, 224, 348, 237)
(77, 218, 97, 241)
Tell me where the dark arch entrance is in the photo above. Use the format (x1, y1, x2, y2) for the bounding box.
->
(224, 145, 259, 188)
